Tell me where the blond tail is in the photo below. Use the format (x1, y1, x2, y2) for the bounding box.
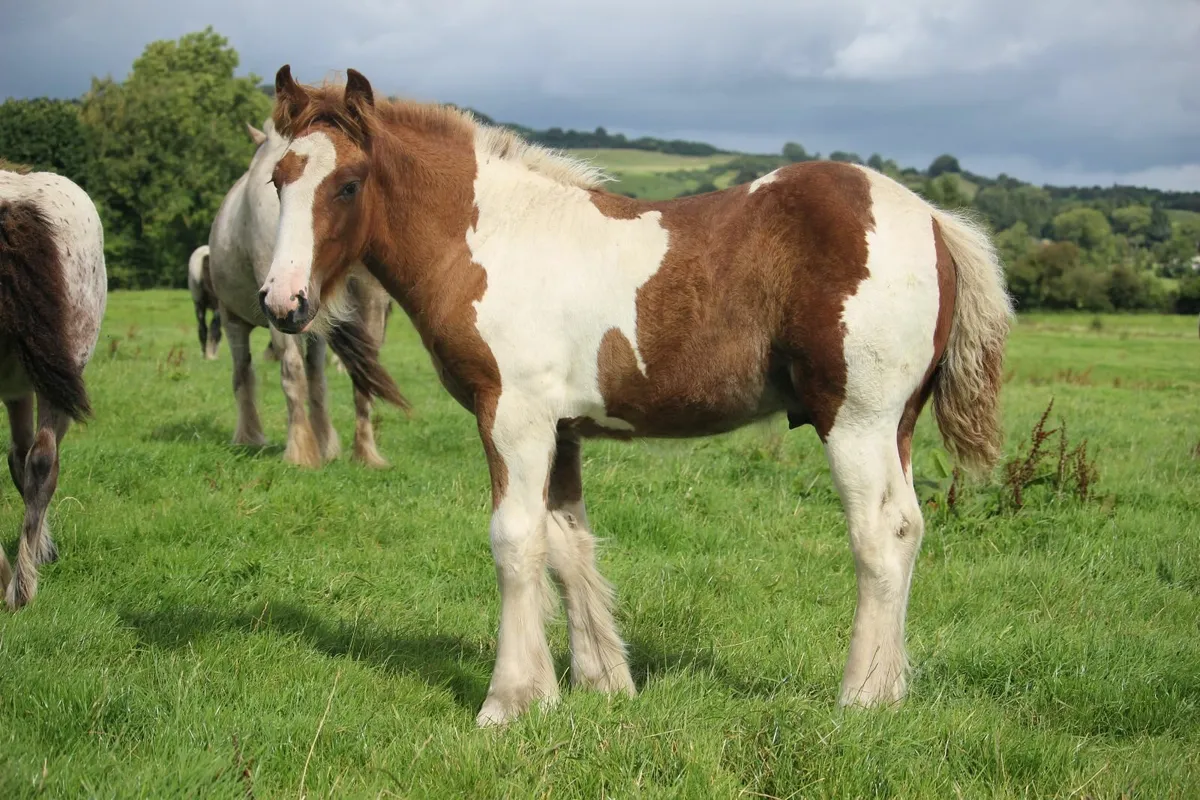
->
(930, 208, 1014, 473)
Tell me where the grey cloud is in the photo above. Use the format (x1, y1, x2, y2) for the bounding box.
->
(2, 0, 1198, 189)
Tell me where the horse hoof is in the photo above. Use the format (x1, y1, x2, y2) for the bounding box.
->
(352, 448, 390, 469)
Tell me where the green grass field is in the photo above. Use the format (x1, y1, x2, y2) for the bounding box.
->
(2, 293, 1199, 798)
(567, 150, 736, 174)
(567, 149, 737, 200)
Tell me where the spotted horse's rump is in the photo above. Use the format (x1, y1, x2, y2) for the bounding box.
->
(0, 163, 107, 609)
(258, 66, 1014, 725)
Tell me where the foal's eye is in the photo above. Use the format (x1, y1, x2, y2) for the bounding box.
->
(338, 180, 360, 200)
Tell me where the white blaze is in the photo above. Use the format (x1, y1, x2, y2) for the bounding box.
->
(261, 132, 338, 314)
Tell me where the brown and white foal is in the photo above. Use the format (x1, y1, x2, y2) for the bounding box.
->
(0, 162, 106, 609)
(259, 67, 1013, 726)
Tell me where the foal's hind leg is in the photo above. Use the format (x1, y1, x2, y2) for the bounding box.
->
(824, 423, 925, 706)
(6, 400, 69, 609)
(225, 310, 266, 447)
(303, 335, 340, 463)
(271, 328, 321, 468)
(545, 432, 635, 696)
(350, 288, 389, 468)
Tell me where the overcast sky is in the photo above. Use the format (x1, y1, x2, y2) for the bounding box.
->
(2, 0, 1198, 190)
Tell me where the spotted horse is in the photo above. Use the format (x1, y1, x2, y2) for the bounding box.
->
(0, 161, 107, 609)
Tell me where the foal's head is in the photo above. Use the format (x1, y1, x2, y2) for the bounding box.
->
(258, 65, 378, 334)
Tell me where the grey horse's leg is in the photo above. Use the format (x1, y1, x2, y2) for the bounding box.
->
(225, 310, 266, 447)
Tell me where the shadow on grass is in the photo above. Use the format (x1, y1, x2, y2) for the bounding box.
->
(118, 599, 816, 719)
(625, 637, 830, 703)
(144, 414, 229, 446)
(144, 414, 286, 459)
(119, 602, 489, 712)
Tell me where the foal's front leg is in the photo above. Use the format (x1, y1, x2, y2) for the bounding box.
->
(225, 310, 266, 447)
(476, 404, 559, 727)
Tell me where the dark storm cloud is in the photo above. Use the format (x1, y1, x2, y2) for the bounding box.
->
(2, 0, 1198, 189)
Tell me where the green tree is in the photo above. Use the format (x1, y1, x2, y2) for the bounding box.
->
(866, 153, 885, 170)
(1147, 206, 1173, 243)
(1106, 264, 1164, 310)
(1154, 223, 1200, 275)
(995, 222, 1034, 268)
(974, 183, 1053, 235)
(1110, 205, 1152, 244)
(0, 98, 91, 182)
(1175, 273, 1200, 314)
(781, 142, 810, 162)
(920, 174, 970, 210)
(81, 27, 271, 288)
(1009, 242, 1079, 309)
(1051, 207, 1113, 253)
(928, 154, 961, 177)
(829, 150, 862, 164)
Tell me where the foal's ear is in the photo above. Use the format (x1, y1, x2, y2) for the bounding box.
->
(273, 64, 310, 134)
(245, 121, 267, 146)
(345, 69, 375, 109)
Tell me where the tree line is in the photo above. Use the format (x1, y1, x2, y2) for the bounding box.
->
(0, 29, 270, 289)
(2, 27, 1198, 312)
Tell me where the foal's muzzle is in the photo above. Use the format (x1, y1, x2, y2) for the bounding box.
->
(258, 288, 315, 334)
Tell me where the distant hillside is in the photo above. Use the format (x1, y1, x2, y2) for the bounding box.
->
(461, 108, 730, 157)
(462, 108, 1200, 215)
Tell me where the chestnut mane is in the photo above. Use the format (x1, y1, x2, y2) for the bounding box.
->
(272, 78, 608, 191)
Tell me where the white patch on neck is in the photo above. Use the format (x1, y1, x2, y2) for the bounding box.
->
(749, 169, 782, 194)
(468, 150, 670, 429)
(264, 132, 337, 309)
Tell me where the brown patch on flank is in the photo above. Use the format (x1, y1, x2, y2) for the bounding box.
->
(587, 162, 874, 439)
(0, 199, 90, 421)
(897, 217, 957, 473)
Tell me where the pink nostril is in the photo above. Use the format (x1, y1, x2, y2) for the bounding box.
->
(259, 287, 299, 317)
